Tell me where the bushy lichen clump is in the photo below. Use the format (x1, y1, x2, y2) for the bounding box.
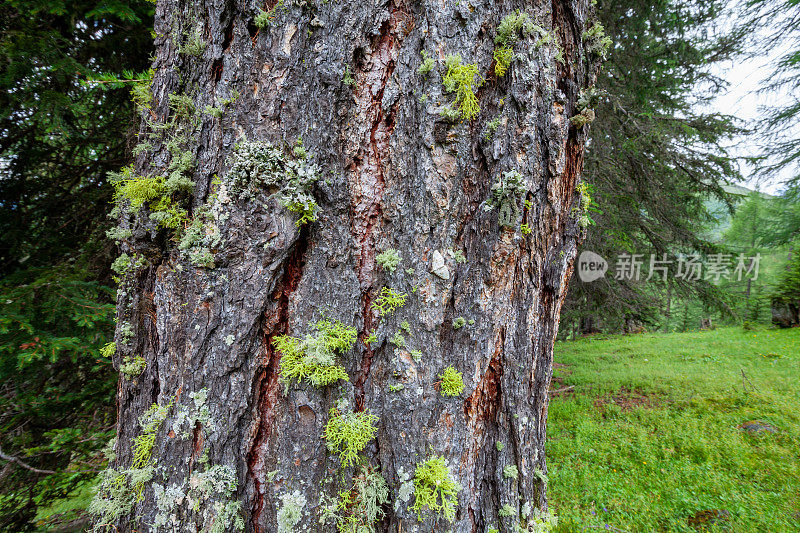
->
(494, 11, 552, 76)
(324, 405, 379, 467)
(418, 50, 434, 77)
(320, 465, 389, 533)
(120, 355, 146, 378)
(411, 456, 460, 522)
(439, 366, 465, 397)
(503, 465, 519, 480)
(110, 165, 192, 232)
(583, 21, 612, 59)
(273, 319, 357, 392)
(89, 402, 171, 527)
(376, 248, 401, 272)
(485, 170, 527, 228)
(442, 54, 482, 120)
(372, 287, 407, 317)
(226, 140, 321, 226)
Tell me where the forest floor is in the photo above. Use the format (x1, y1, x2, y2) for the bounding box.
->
(549, 326, 800, 532)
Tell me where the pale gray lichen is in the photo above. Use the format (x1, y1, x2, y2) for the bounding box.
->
(485, 170, 527, 228)
(277, 490, 307, 533)
(226, 140, 320, 226)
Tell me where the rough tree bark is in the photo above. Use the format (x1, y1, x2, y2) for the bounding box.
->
(107, 0, 601, 531)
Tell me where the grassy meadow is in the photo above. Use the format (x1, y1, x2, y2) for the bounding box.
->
(548, 326, 800, 532)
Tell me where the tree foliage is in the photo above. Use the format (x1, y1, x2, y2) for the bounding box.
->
(0, 0, 153, 529)
(561, 0, 745, 333)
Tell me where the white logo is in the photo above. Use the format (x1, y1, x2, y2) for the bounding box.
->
(578, 251, 607, 282)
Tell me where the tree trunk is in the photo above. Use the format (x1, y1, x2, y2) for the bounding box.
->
(106, 0, 600, 531)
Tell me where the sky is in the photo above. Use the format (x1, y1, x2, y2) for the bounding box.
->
(709, 0, 798, 195)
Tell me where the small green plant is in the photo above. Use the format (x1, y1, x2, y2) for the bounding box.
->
(376, 249, 401, 272)
(410, 349, 422, 362)
(496, 441, 504, 451)
(120, 355, 146, 378)
(521, 223, 532, 235)
(364, 330, 377, 345)
(254, 0, 284, 29)
(324, 406, 379, 467)
(452, 317, 466, 330)
(503, 465, 519, 480)
(485, 170, 527, 228)
(400, 320, 411, 333)
(273, 319, 357, 392)
(418, 50, 434, 76)
(439, 366, 465, 397)
(411, 455, 460, 522)
(389, 384, 405, 392)
(442, 54, 482, 120)
(372, 287, 407, 317)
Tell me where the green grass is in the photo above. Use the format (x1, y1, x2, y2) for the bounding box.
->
(548, 326, 800, 532)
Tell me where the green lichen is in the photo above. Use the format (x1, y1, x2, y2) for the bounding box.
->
(498, 504, 516, 517)
(493, 46, 516, 77)
(442, 54, 482, 121)
(273, 319, 357, 392)
(503, 465, 519, 480)
(376, 249, 401, 273)
(496, 441, 504, 451)
(583, 21, 612, 59)
(411, 455, 460, 522)
(390, 331, 406, 348)
(319, 465, 389, 533)
(100, 342, 116, 359)
(439, 366, 465, 397)
(485, 170, 527, 228)
(110, 165, 191, 232)
(388, 384, 405, 392)
(494, 11, 540, 76)
(89, 402, 171, 528)
(120, 355, 146, 379)
(418, 50, 434, 77)
(569, 108, 596, 128)
(521, 223, 532, 235)
(438, 105, 462, 123)
(324, 406, 379, 468)
(372, 287, 407, 317)
(495, 11, 536, 47)
(452, 317, 466, 330)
